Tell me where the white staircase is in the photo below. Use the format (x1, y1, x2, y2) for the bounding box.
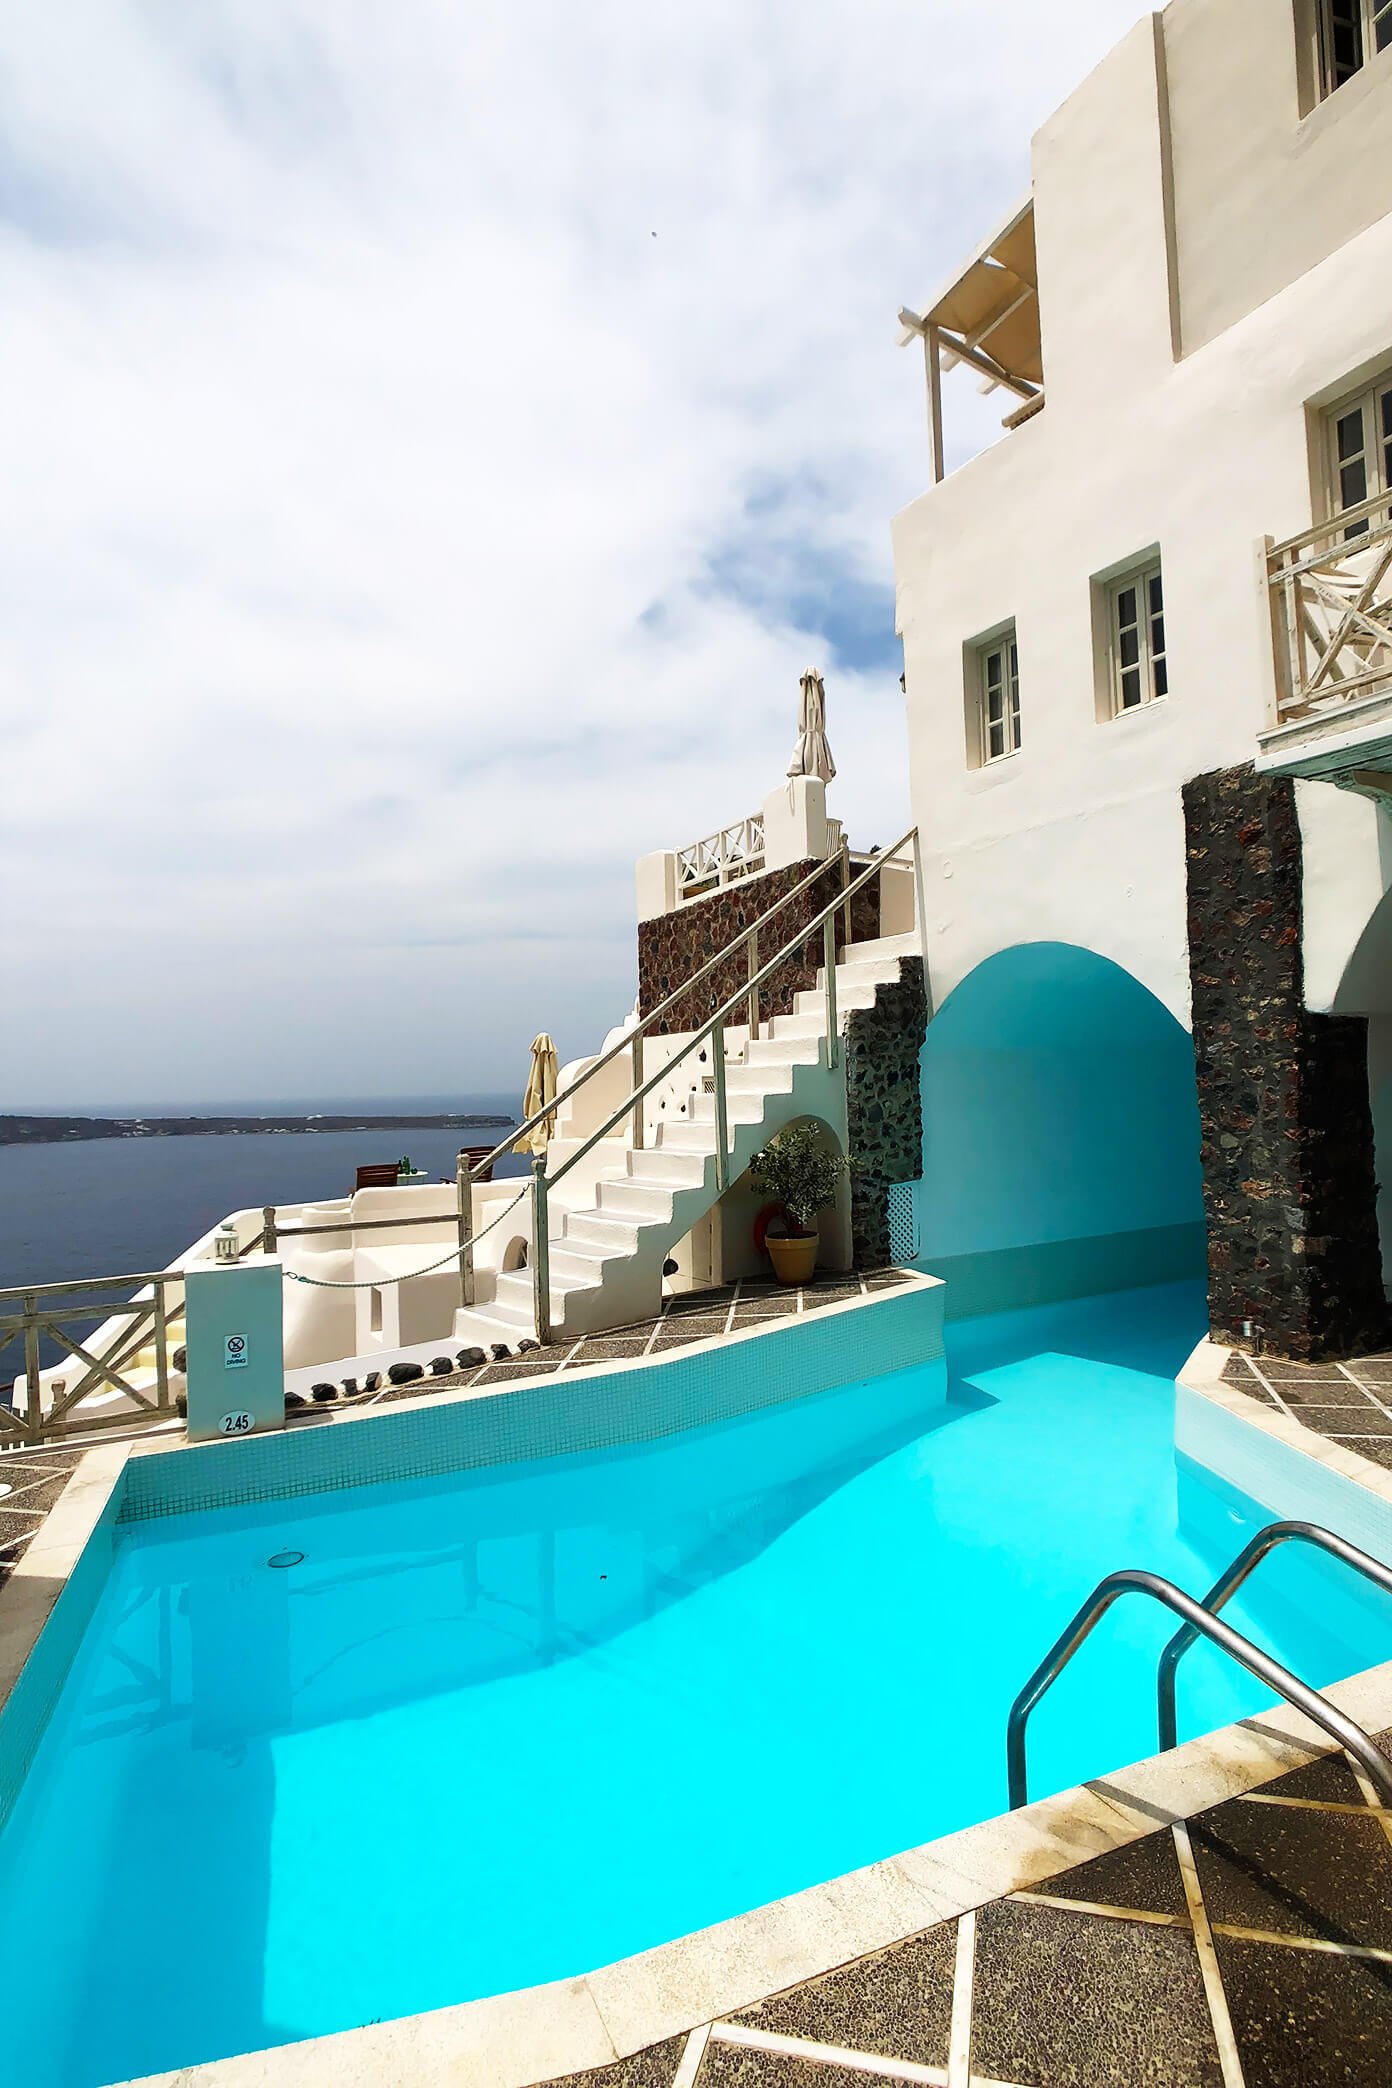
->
(469, 931, 919, 1344)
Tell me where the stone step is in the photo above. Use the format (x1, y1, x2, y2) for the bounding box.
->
(725, 1060, 796, 1095)
(792, 979, 881, 1018)
(743, 1033, 823, 1068)
(842, 931, 919, 964)
(688, 1091, 769, 1128)
(626, 1146, 709, 1187)
(654, 1119, 721, 1153)
(594, 1176, 675, 1220)
(564, 1208, 645, 1249)
(492, 1267, 597, 1318)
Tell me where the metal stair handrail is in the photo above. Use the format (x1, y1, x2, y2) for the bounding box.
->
(466, 843, 864, 1186)
(544, 823, 918, 1196)
(1157, 1518, 1392, 1751)
(1006, 1562, 1392, 1811)
(525, 825, 920, 1338)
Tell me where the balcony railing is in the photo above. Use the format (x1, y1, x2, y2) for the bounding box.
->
(1267, 487, 1392, 728)
(675, 813, 766, 900)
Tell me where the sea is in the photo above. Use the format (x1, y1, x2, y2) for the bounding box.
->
(0, 1096, 525, 1291)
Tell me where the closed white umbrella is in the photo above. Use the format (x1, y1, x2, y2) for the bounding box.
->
(787, 668, 836, 783)
(513, 1033, 559, 1155)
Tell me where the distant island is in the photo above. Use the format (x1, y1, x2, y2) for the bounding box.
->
(0, 1113, 514, 1146)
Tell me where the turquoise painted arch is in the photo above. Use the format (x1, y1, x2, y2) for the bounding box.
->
(909, 942, 1207, 1313)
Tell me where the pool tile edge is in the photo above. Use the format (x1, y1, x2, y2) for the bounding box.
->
(0, 1440, 132, 1829)
(1178, 1335, 1392, 1513)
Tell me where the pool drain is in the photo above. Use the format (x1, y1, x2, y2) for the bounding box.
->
(267, 1549, 305, 1569)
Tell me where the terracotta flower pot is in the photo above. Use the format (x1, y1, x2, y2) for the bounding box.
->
(767, 1231, 818, 1286)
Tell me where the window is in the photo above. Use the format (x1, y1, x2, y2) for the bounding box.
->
(1325, 368, 1392, 536)
(1108, 563, 1167, 713)
(974, 629, 1021, 762)
(1318, 0, 1392, 96)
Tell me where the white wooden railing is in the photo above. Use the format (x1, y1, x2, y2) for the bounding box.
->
(2, 1270, 186, 1447)
(1268, 488, 1392, 727)
(675, 813, 765, 899)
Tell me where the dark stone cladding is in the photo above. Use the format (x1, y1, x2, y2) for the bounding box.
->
(846, 958, 928, 1268)
(1184, 765, 1386, 1361)
(637, 860, 879, 1033)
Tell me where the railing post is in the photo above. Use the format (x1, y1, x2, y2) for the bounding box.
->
(153, 1277, 170, 1411)
(823, 915, 839, 1069)
(531, 1154, 551, 1346)
(262, 1206, 277, 1256)
(840, 840, 853, 953)
(23, 1294, 41, 1444)
(747, 928, 760, 1040)
(631, 1033, 645, 1149)
(456, 1155, 475, 1310)
(712, 1021, 730, 1193)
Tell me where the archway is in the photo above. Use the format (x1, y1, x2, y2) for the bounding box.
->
(914, 942, 1206, 1313)
(1333, 892, 1392, 1298)
(1332, 882, 1392, 1018)
(712, 1113, 853, 1285)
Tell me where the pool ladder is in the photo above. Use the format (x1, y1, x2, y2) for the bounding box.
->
(1007, 1519, 1392, 1809)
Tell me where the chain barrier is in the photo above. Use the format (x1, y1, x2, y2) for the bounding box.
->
(281, 1181, 530, 1290)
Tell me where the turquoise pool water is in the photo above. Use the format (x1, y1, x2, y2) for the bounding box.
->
(5, 1280, 1392, 2086)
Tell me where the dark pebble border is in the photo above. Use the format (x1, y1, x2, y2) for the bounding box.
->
(283, 1270, 912, 1422)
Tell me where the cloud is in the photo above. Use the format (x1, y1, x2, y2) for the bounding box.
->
(0, 0, 1145, 1104)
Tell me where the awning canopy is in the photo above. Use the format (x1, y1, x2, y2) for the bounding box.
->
(913, 197, 1042, 391)
(898, 197, 1043, 483)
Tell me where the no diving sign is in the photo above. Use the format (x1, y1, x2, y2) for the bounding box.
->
(224, 1332, 249, 1370)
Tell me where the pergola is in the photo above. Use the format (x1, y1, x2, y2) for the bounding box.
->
(897, 197, 1043, 484)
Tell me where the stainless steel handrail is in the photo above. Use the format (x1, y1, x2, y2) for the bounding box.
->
(1006, 1565, 1392, 1811)
(462, 846, 848, 1185)
(1157, 1519, 1392, 1751)
(525, 824, 919, 1337)
(544, 824, 917, 1199)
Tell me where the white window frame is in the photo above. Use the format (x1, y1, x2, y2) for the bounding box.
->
(1323, 364, 1392, 537)
(973, 628, 1021, 765)
(1105, 561, 1168, 717)
(1317, 0, 1392, 98)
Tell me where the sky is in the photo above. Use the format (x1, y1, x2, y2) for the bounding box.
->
(1, 0, 1146, 1108)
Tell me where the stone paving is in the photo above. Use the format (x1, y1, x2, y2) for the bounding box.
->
(286, 1270, 912, 1417)
(0, 1445, 87, 1591)
(1221, 1348, 1392, 1470)
(542, 1735, 1392, 2088)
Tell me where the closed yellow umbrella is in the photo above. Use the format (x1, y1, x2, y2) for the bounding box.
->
(513, 1033, 560, 1155)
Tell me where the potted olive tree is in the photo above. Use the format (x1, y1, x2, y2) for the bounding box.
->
(750, 1122, 847, 1285)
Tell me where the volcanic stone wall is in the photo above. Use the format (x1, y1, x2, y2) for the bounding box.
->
(638, 860, 878, 1033)
(1184, 766, 1385, 1360)
(845, 958, 928, 1268)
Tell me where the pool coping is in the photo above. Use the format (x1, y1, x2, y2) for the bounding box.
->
(0, 1438, 131, 1726)
(1177, 1333, 1392, 1512)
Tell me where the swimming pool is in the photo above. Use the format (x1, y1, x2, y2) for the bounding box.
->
(5, 1280, 1392, 2086)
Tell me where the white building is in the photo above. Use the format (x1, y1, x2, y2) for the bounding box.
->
(893, 0, 1392, 1356)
